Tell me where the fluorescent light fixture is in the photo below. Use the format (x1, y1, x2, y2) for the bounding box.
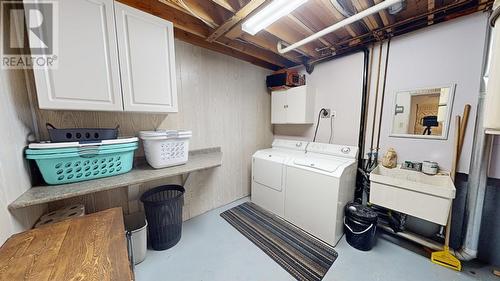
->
(242, 0, 308, 35)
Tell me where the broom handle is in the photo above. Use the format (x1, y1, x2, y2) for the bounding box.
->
(445, 116, 461, 248)
(458, 104, 471, 155)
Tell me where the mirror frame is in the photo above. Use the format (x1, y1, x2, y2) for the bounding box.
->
(389, 84, 456, 140)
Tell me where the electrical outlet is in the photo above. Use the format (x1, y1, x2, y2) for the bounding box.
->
(321, 108, 331, 118)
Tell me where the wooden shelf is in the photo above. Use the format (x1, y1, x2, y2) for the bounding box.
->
(9, 147, 222, 210)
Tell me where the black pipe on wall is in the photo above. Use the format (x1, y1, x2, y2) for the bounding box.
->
(306, 47, 371, 200)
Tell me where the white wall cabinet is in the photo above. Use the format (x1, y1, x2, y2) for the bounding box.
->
(28, 0, 178, 113)
(271, 86, 314, 124)
(115, 3, 177, 112)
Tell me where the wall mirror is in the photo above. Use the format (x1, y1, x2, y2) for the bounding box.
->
(390, 84, 455, 140)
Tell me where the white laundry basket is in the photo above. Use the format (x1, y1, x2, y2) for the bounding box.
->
(139, 130, 192, 169)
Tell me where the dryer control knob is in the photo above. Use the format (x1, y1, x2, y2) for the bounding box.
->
(341, 147, 351, 154)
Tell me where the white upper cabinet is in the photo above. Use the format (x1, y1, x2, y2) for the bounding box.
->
(271, 90, 287, 124)
(31, 0, 123, 111)
(115, 3, 177, 113)
(28, 0, 178, 113)
(271, 86, 315, 125)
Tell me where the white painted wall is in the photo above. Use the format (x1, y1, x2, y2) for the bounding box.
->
(375, 13, 488, 173)
(274, 13, 490, 176)
(274, 53, 364, 146)
(0, 68, 47, 244)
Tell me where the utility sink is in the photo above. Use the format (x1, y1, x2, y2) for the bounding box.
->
(369, 165, 456, 226)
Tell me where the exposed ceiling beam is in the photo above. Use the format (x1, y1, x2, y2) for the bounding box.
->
(207, 0, 268, 42)
(264, 17, 324, 57)
(175, 28, 280, 70)
(287, 14, 334, 50)
(351, 0, 380, 30)
(238, 31, 307, 64)
(210, 0, 236, 13)
(118, 0, 296, 69)
(316, 0, 363, 39)
(373, 0, 393, 27)
(159, 0, 219, 28)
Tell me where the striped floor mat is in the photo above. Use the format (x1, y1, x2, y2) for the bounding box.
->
(221, 202, 337, 281)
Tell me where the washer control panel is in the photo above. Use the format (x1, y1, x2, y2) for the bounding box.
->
(306, 142, 358, 159)
(272, 139, 307, 151)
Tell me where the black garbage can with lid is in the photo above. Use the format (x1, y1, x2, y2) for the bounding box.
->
(344, 202, 378, 251)
(140, 185, 185, 251)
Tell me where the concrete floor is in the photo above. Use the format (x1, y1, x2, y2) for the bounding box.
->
(135, 198, 497, 281)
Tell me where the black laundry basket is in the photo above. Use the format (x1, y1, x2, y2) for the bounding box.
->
(140, 185, 185, 251)
(344, 202, 378, 251)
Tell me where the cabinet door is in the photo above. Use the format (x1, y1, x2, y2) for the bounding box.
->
(115, 3, 178, 113)
(286, 86, 311, 124)
(271, 91, 287, 124)
(30, 0, 123, 111)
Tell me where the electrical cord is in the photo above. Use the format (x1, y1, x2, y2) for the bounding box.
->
(329, 114, 335, 144)
(312, 108, 327, 142)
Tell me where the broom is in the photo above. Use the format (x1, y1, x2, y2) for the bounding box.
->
(431, 105, 470, 271)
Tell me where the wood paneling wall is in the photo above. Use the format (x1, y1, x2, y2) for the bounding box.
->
(30, 40, 273, 219)
(0, 68, 47, 245)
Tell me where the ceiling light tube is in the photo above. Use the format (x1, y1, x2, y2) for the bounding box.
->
(242, 0, 309, 36)
(277, 0, 404, 54)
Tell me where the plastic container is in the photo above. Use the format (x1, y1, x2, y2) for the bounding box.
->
(344, 202, 378, 251)
(26, 138, 138, 185)
(140, 185, 185, 251)
(46, 123, 119, 143)
(124, 212, 148, 265)
(139, 130, 192, 169)
(35, 204, 85, 228)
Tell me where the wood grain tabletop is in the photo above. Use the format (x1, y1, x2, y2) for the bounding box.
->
(0, 208, 133, 281)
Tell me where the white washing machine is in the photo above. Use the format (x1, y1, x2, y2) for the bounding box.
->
(251, 139, 358, 246)
(251, 139, 307, 217)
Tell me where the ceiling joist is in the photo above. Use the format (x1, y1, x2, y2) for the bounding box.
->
(118, 0, 493, 71)
(119, 0, 295, 69)
(210, 0, 236, 13)
(207, 0, 268, 42)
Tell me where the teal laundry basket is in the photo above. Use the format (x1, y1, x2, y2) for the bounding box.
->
(26, 138, 139, 185)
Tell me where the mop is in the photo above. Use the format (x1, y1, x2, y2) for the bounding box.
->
(431, 105, 470, 271)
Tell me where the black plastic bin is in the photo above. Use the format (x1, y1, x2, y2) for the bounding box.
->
(140, 185, 185, 251)
(344, 202, 378, 251)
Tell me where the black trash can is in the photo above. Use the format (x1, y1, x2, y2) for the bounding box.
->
(140, 185, 185, 251)
(344, 202, 378, 251)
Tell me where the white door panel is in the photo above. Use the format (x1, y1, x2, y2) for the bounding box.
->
(271, 91, 287, 124)
(286, 86, 308, 123)
(30, 0, 123, 111)
(115, 2, 178, 113)
(251, 181, 285, 217)
(252, 155, 285, 191)
(284, 166, 340, 245)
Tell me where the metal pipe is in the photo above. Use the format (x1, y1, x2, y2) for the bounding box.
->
(454, 9, 495, 261)
(370, 42, 384, 162)
(376, 38, 391, 152)
(277, 0, 404, 54)
(320, 0, 487, 53)
(358, 48, 370, 166)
